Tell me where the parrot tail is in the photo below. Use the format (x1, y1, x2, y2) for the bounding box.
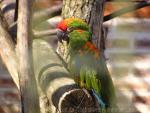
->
(92, 90, 106, 113)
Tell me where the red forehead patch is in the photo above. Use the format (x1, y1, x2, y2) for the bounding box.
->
(57, 21, 67, 31)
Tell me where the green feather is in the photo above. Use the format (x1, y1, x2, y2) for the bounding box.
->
(80, 66, 86, 87)
(91, 75, 101, 94)
(68, 19, 90, 32)
(68, 30, 91, 51)
(85, 67, 92, 89)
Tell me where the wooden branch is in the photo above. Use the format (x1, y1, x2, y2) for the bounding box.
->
(0, 0, 15, 26)
(33, 4, 62, 27)
(1, 2, 15, 14)
(33, 39, 99, 113)
(104, 1, 150, 22)
(9, 23, 57, 39)
(0, 0, 17, 42)
(33, 29, 57, 37)
(0, 0, 4, 3)
(0, 10, 19, 88)
(16, 0, 40, 113)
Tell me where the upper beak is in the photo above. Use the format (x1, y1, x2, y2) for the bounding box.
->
(57, 29, 68, 43)
(57, 29, 64, 43)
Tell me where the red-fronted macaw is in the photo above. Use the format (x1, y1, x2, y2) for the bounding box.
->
(57, 18, 117, 113)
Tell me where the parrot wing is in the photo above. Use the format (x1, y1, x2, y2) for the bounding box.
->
(96, 55, 118, 113)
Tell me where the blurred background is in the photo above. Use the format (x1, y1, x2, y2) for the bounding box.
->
(104, 2, 150, 113)
(0, 0, 150, 113)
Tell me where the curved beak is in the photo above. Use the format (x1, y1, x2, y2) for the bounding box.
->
(57, 29, 68, 43)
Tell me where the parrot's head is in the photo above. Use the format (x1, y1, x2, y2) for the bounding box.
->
(57, 18, 92, 51)
(57, 18, 100, 58)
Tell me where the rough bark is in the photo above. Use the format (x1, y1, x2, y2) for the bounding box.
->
(16, 0, 40, 113)
(0, 9, 19, 88)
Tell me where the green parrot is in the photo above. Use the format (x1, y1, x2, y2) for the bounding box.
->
(57, 18, 117, 113)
